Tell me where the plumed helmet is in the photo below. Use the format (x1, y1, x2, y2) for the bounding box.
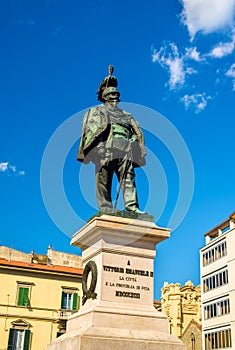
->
(97, 65, 121, 102)
(102, 86, 120, 102)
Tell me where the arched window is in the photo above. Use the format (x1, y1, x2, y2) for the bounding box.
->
(191, 332, 195, 350)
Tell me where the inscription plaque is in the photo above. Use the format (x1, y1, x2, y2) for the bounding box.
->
(101, 253, 154, 305)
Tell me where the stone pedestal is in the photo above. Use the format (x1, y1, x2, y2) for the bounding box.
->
(47, 214, 186, 349)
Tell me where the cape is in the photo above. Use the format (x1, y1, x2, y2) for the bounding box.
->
(77, 105, 146, 167)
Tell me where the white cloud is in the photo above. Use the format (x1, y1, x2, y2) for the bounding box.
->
(185, 47, 202, 61)
(226, 63, 235, 89)
(167, 58, 185, 89)
(181, 93, 212, 112)
(9, 165, 16, 172)
(0, 162, 25, 176)
(152, 36, 235, 94)
(0, 162, 9, 172)
(180, 0, 235, 39)
(209, 33, 235, 58)
(152, 43, 197, 90)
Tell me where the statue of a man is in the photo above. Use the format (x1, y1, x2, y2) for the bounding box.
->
(77, 66, 146, 214)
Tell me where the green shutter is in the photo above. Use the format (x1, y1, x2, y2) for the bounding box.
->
(61, 291, 65, 309)
(23, 330, 30, 350)
(72, 293, 78, 310)
(18, 287, 25, 306)
(23, 288, 29, 306)
(7, 329, 14, 350)
(18, 287, 29, 306)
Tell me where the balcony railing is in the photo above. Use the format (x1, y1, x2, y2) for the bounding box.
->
(56, 309, 77, 320)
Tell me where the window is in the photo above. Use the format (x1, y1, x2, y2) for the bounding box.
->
(203, 241, 227, 266)
(191, 333, 196, 350)
(16, 282, 34, 307)
(203, 269, 228, 292)
(17, 287, 29, 307)
(7, 329, 31, 350)
(61, 290, 79, 310)
(205, 328, 232, 349)
(204, 298, 230, 319)
(220, 299, 230, 315)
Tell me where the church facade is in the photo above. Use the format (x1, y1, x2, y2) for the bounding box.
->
(155, 280, 202, 350)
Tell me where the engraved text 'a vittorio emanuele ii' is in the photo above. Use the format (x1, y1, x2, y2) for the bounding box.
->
(103, 264, 153, 300)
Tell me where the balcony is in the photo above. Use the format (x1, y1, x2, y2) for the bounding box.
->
(56, 309, 77, 320)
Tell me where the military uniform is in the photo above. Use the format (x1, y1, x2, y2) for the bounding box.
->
(77, 104, 146, 211)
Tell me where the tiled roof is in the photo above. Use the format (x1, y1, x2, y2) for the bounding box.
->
(191, 319, 202, 331)
(0, 258, 83, 275)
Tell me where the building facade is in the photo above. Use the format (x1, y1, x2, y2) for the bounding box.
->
(180, 319, 202, 350)
(0, 246, 82, 350)
(200, 211, 235, 350)
(155, 280, 202, 350)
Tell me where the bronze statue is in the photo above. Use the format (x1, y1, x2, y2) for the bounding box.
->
(77, 66, 146, 214)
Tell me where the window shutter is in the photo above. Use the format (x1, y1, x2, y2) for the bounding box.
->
(7, 329, 14, 350)
(18, 287, 25, 306)
(23, 330, 31, 350)
(18, 287, 29, 306)
(72, 293, 78, 310)
(23, 288, 29, 306)
(61, 291, 65, 309)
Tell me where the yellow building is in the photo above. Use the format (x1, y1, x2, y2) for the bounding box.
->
(0, 246, 82, 350)
(155, 280, 202, 350)
(181, 319, 202, 350)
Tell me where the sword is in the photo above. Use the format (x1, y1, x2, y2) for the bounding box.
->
(113, 141, 133, 210)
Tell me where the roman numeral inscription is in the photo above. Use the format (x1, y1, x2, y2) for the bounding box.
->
(102, 260, 153, 304)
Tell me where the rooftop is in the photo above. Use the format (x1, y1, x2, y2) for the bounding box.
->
(0, 257, 83, 276)
(204, 210, 235, 240)
(0, 245, 82, 268)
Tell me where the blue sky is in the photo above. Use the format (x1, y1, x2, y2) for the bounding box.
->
(0, 0, 235, 299)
